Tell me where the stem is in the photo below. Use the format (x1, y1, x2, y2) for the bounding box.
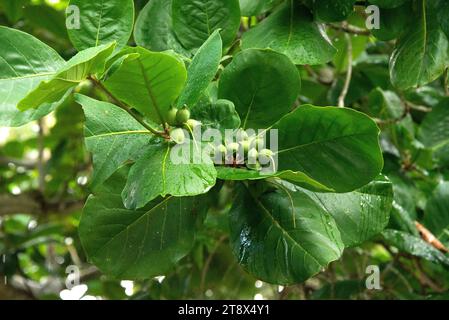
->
(88, 76, 167, 138)
(329, 23, 371, 36)
(338, 31, 353, 108)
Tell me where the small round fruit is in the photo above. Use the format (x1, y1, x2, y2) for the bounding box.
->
(213, 144, 227, 164)
(170, 128, 186, 144)
(236, 129, 249, 142)
(240, 140, 250, 153)
(247, 148, 258, 160)
(166, 108, 178, 126)
(75, 80, 93, 95)
(185, 119, 201, 130)
(226, 142, 240, 155)
(216, 144, 227, 155)
(258, 148, 274, 165)
(176, 107, 191, 124)
(251, 137, 265, 150)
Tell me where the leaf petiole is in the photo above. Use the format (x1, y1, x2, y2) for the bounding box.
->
(88, 76, 168, 139)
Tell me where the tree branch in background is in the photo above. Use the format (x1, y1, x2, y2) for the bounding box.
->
(338, 32, 353, 108)
(0, 193, 84, 217)
(200, 235, 228, 297)
(88, 76, 168, 138)
(0, 282, 34, 300)
(329, 23, 371, 36)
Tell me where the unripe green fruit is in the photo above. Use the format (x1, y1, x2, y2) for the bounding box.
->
(226, 142, 240, 155)
(236, 129, 249, 142)
(258, 148, 274, 165)
(248, 148, 258, 159)
(75, 80, 93, 95)
(176, 107, 191, 124)
(251, 137, 265, 150)
(170, 128, 186, 144)
(212, 144, 227, 164)
(247, 148, 258, 164)
(185, 119, 201, 130)
(166, 108, 178, 126)
(240, 140, 250, 153)
(215, 144, 227, 157)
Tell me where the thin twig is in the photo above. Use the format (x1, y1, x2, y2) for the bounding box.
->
(304, 65, 333, 85)
(338, 32, 353, 108)
(329, 23, 371, 36)
(407, 102, 432, 113)
(412, 258, 445, 293)
(88, 76, 168, 138)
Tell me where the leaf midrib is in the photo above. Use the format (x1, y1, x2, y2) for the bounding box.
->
(86, 130, 152, 139)
(243, 183, 324, 268)
(91, 195, 173, 258)
(137, 59, 166, 124)
(0, 71, 56, 81)
(277, 132, 374, 154)
(95, 0, 105, 46)
(416, 0, 428, 83)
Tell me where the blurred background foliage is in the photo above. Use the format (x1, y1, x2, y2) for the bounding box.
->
(1, 0, 449, 300)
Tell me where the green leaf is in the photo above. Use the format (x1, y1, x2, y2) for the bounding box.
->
(177, 30, 222, 108)
(423, 182, 449, 245)
(312, 280, 365, 299)
(368, 0, 409, 9)
(75, 94, 156, 189)
(390, 0, 449, 90)
(134, 0, 190, 56)
(438, 0, 449, 40)
(67, 0, 134, 51)
(242, 1, 336, 65)
(313, 0, 356, 22)
(273, 105, 383, 193)
(216, 167, 334, 191)
(18, 42, 115, 111)
(23, 4, 70, 41)
(218, 49, 300, 129)
(79, 170, 208, 279)
(104, 47, 187, 125)
(419, 97, 449, 166)
(171, 0, 241, 49)
(382, 229, 449, 267)
(229, 182, 344, 285)
(122, 143, 217, 209)
(0, 0, 26, 23)
(0, 26, 66, 127)
(239, 0, 272, 16)
(332, 32, 369, 73)
(371, 3, 412, 41)
(309, 177, 393, 247)
(191, 99, 241, 133)
(366, 88, 405, 120)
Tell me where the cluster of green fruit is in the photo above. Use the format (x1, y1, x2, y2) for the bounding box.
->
(165, 108, 276, 172)
(166, 106, 201, 144)
(210, 129, 276, 172)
